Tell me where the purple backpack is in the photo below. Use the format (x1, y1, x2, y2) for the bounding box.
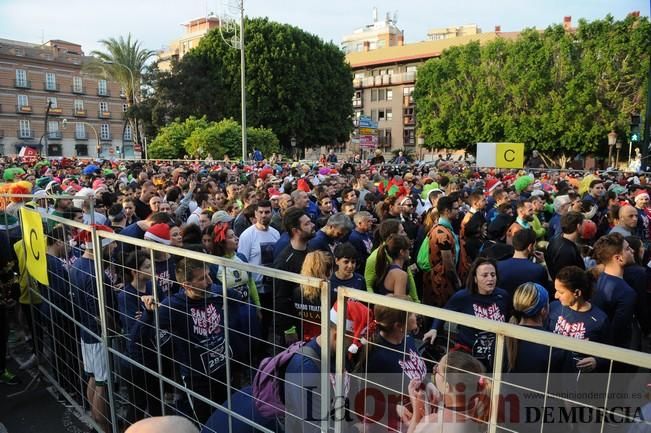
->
(252, 341, 320, 418)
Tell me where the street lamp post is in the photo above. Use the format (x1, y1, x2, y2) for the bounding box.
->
(38, 100, 53, 158)
(62, 119, 100, 158)
(290, 136, 297, 161)
(417, 136, 425, 161)
(607, 130, 617, 168)
(615, 140, 623, 169)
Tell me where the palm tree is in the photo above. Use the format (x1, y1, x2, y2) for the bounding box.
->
(85, 34, 155, 156)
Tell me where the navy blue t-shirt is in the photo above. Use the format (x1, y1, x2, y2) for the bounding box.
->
(307, 230, 337, 255)
(330, 273, 365, 297)
(117, 283, 146, 334)
(431, 288, 510, 367)
(592, 273, 636, 348)
(273, 231, 291, 257)
(497, 257, 548, 296)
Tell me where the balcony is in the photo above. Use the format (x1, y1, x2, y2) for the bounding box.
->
(74, 109, 87, 117)
(97, 88, 110, 97)
(75, 132, 88, 140)
(71, 85, 85, 94)
(14, 79, 31, 89)
(47, 131, 62, 140)
(353, 78, 363, 88)
(98, 111, 111, 119)
(44, 82, 60, 92)
(353, 99, 363, 108)
(17, 129, 35, 139)
(16, 105, 32, 114)
(49, 107, 63, 115)
(403, 95, 414, 106)
(100, 134, 113, 142)
(403, 116, 415, 125)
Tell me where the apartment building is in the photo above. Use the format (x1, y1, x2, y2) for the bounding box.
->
(158, 15, 222, 71)
(0, 38, 130, 158)
(346, 31, 516, 155)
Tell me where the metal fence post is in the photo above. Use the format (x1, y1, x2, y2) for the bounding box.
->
(90, 227, 118, 433)
(320, 280, 331, 433)
(488, 333, 505, 433)
(333, 288, 346, 433)
(220, 264, 233, 433)
(149, 248, 166, 416)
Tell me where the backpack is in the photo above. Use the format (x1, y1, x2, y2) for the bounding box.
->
(252, 341, 320, 419)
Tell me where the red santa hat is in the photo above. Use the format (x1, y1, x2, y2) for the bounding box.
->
(144, 223, 171, 245)
(297, 178, 311, 193)
(330, 300, 373, 354)
(485, 178, 503, 196)
(633, 189, 650, 203)
(79, 225, 115, 250)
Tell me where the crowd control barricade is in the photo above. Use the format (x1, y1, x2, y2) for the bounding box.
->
(333, 287, 651, 433)
(3, 195, 650, 433)
(9, 208, 332, 433)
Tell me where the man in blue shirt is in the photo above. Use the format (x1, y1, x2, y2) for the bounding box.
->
(69, 225, 116, 433)
(497, 229, 548, 297)
(307, 213, 353, 257)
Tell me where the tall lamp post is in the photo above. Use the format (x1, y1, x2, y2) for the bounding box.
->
(607, 130, 617, 168)
(38, 100, 53, 158)
(290, 136, 297, 161)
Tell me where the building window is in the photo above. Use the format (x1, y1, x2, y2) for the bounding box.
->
(17, 95, 28, 108)
(122, 104, 128, 112)
(45, 72, 57, 90)
(403, 128, 415, 145)
(73, 76, 83, 93)
(378, 89, 386, 101)
(15, 69, 28, 87)
(371, 89, 378, 102)
(47, 97, 58, 108)
(100, 123, 110, 140)
(406, 65, 418, 73)
(120, 87, 126, 98)
(74, 99, 84, 111)
(386, 108, 393, 121)
(98, 79, 107, 96)
(48, 120, 59, 137)
(124, 125, 132, 141)
(371, 109, 378, 122)
(387, 89, 393, 101)
(403, 86, 414, 96)
(19, 120, 31, 137)
(354, 72, 364, 80)
(75, 122, 86, 139)
(99, 101, 109, 112)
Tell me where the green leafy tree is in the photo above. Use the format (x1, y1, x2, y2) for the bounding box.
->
(147, 18, 353, 153)
(415, 15, 650, 158)
(148, 116, 209, 159)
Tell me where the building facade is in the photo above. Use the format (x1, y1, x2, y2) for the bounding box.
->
(341, 9, 404, 54)
(0, 38, 131, 158)
(158, 15, 221, 71)
(345, 31, 516, 156)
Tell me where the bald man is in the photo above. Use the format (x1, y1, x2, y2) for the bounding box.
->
(125, 416, 198, 433)
(610, 205, 638, 237)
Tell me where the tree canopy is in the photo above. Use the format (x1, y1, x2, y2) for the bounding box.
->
(148, 117, 279, 159)
(415, 15, 650, 156)
(143, 17, 354, 153)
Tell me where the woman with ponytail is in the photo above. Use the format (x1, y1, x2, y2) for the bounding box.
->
(505, 283, 552, 373)
(374, 234, 411, 297)
(397, 351, 490, 433)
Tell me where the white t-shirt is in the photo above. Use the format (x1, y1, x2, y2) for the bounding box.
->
(237, 224, 280, 288)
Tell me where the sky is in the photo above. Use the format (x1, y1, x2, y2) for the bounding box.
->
(0, 0, 648, 54)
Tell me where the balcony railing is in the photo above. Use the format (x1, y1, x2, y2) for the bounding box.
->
(75, 132, 88, 140)
(98, 111, 111, 119)
(74, 109, 87, 117)
(97, 88, 110, 96)
(44, 82, 60, 91)
(403, 116, 415, 125)
(16, 105, 32, 114)
(353, 79, 363, 88)
(49, 107, 63, 115)
(14, 79, 31, 89)
(17, 129, 35, 139)
(71, 85, 85, 94)
(403, 95, 415, 106)
(100, 134, 112, 141)
(352, 99, 363, 108)
(47, 131, 62, 140)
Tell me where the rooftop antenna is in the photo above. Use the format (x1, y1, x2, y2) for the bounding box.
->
(372, 7, 378, 22)
(393, 11, 398, 25)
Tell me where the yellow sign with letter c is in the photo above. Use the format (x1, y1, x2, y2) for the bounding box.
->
(496, 143, 525, 169)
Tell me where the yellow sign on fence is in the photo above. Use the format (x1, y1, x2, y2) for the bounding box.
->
(19, 207, 49, 286)
(476, 142, 525, 169)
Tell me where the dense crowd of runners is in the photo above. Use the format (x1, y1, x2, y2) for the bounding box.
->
(0, 152, 649, 433)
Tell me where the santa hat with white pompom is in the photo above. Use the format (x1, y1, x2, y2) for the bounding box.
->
(330, 300, 373, 354)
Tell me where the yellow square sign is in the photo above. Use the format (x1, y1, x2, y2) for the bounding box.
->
(496, 143, 524, 168)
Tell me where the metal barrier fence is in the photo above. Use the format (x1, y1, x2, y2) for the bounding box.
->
(1, 196, 650, 433)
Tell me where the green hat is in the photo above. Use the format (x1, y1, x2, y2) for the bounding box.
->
(3, 167, 25, 181)
(514, 175, 534, 194)
(36, 176, 52, 189)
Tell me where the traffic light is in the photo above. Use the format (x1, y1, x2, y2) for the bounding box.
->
(631, 113, 641, 143)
